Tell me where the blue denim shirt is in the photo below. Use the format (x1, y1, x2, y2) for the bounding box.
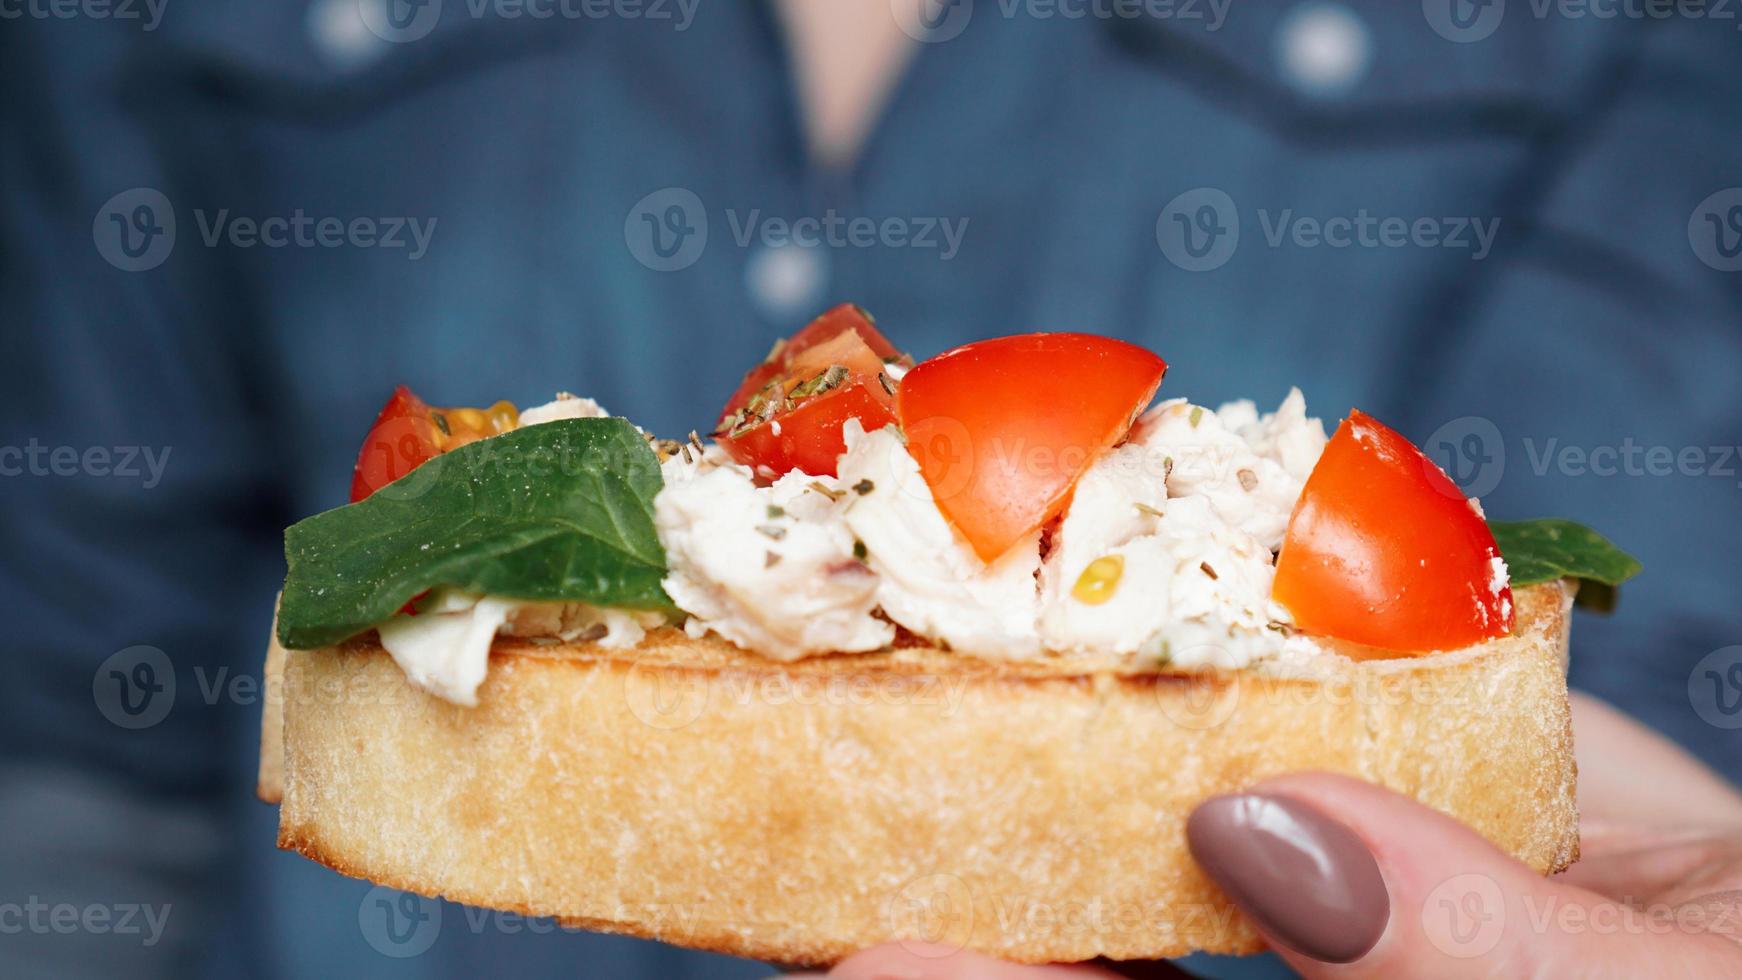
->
(4, 3, 1739, 977)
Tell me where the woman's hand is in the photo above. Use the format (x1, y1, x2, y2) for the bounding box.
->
(798, 694, 1742, 978)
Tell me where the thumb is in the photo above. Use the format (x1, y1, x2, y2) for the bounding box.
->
(1187, 772, 1740, 978)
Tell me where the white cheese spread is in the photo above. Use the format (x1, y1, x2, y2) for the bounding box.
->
(664, 392, 1331, 672)
(655, 448, 894, 660)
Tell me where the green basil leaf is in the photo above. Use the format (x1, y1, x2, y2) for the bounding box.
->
(1489, 519, 1642, 613)
(278, 417, 674, 649)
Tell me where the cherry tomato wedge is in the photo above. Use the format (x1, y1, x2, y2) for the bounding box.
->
(350, 385, 518, 502)
(1271, 409, 1514, 653)
(351, 386, 441, 502)
(895, 333, 1167, 562)
(714, 304, 912, 479)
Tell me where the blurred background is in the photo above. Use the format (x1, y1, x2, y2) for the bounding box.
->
(3, 0, 1739, 976)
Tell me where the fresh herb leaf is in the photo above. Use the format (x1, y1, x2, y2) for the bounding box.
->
(1489, 519, 1642, 613)
(278, 418, 674, 649)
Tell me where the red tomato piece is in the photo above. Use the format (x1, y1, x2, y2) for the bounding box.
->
(715, 304, 911, 479)
(1272, 409, 1514, 653)
(350, 386, 443, 503)
(895, 333, 1168, 562)
(786, 302, 904, 361)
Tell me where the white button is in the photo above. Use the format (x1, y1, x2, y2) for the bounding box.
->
(1274, 2, 1373, 98)
(307, 0, 389, 71)
(746, 244, 829, 322)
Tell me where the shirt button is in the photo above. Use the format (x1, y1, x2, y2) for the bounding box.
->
(307, 0, 388, 70)
(1274, 2, 1373, 98)
(746, 244, 829, 323)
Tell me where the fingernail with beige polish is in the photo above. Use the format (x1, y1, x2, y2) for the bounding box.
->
(1187, 793, 1390, 964)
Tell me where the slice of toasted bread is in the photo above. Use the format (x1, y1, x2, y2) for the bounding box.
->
(264, 581, 1578, 965)
(258, 617, 287, 805)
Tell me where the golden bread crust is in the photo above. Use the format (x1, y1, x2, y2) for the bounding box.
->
(267, 582, 1578, 965)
